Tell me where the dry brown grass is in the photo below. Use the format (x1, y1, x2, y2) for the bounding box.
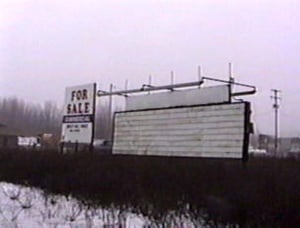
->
(0, 148, 299, 227)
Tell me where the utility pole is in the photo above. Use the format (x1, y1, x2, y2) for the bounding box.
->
(229, 62, 234, 82)
(271, 89, 281, 156)
(148, 75, 152, 95)
(198, 66, 202, 88)
(108, 83, 113, 140)
(228, 62, 234, 102)
(170, 71, 174, 85)
(125, 79, 128, 90)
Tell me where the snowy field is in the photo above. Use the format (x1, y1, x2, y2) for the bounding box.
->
(0, 182, 145, 228)
(0, 182, 203, 228)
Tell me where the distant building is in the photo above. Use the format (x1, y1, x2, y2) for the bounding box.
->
(279, 138, 292, 156)
(0, 123, 18, 149)
(256, 133, 300, 157)
(290, 138, 300, 153)
(258, 134, 275, 154)
(38, 133, 59, 149)
(17, 136, 41, 149)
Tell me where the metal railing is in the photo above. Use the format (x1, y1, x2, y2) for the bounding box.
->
(97, 76, 256, 98)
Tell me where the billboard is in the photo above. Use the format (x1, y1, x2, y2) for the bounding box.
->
(61, 83, 96, 144)
(113, 102, 250, 159)
(125, 85, 230, 111)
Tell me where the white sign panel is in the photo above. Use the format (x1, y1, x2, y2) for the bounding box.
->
(61, 83, 96, 143)
(113, 102, 250, 159)
(125, 85, 230, 111)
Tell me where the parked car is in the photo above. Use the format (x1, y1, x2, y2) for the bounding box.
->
(249, 146, 267, 157)
(93, 139, 112, 154)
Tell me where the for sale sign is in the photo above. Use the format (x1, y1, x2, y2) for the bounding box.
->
(61, 83, 96, 143)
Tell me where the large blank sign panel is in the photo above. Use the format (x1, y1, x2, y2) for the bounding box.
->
(113, 102, 250, 159)
(125, 85, 230, 111)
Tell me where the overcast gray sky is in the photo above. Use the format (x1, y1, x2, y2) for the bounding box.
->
(1, 0, 300, 136)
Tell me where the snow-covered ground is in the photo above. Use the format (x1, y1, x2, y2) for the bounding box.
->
(0, 182, 204, 228)
(0, 182, 146, 227)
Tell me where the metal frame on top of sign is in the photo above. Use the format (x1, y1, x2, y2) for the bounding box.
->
(61, 83, 96, 146)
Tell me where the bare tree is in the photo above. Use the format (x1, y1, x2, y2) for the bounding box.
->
(0, 97, 62, 136)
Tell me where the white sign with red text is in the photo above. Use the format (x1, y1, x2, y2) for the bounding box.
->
(61, 83, 96, 143)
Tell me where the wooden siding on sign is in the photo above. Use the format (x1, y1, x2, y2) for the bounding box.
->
(113, 103, 248, 158)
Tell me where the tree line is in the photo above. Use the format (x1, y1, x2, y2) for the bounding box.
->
(0, 97, 115, 139)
